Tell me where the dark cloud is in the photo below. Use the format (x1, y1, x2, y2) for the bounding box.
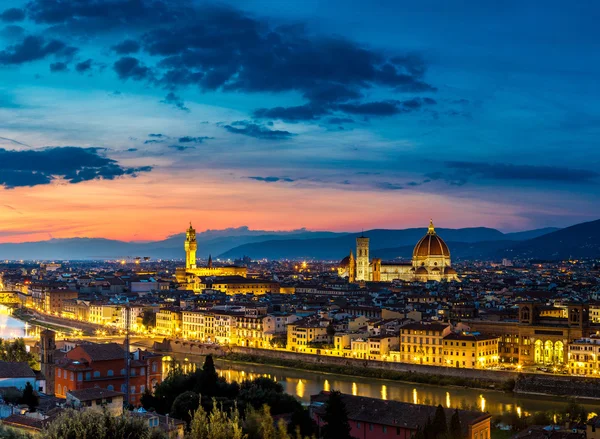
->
(327, 117, 355, 125)
(338, 97, 436, 116)
(0, 35, 77, 65)
(0, 147, 152, 189)
(113, 56, 151, 80)
(111, 39, 140, 54)
(49, 61, 68, 72)
(143, 139, 164, 144)
(0, 8, 25, 22)
(254, 104, 329, 122)
(168, 145, 195, 151)
(178, 136, 212, 143)
(375, 182, 404, 191)
(444, 162, 599, 184)
(0, 25, 25, 40)
(126, 148, 137, 152)
(148, 133, 164, 138)
(222, 121, 295, 140)
(75, 58, 93, 73)
(248, 176, 294, 183)
(160, 92, 189, 112)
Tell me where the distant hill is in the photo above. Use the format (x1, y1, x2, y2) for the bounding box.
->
(0, 222, 586, 261)
(218, 226, 560, 260)
(498, 219, 600, 260)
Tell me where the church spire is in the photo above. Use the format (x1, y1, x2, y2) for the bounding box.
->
(208, 254, 213, 268)
(428, 219, 436, 235)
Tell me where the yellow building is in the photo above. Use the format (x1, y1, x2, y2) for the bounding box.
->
(443, 333, 499, 369)
(400, 322, 451, 365)
(175, 224, 247, 289)
(568, 337, 600, 376)
(155, 308, 182, 336)
(287, 321, 329, 353)
(339, 220, 459, 283)
(207, 277, 279, 295)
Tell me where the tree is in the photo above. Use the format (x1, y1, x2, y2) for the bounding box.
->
(321, 391, 352, 439)
(563, 402, 587, 425)
(171, 391, 200, 425)
(200, 355, 219, 397)
(431, 405, 448, 439)
(21, 382, 39, 411)
(0, 339, 39, 370)
(326, 323, 336, 338)
(0, 423, 32, 439)
(142, 311, 156, 330)
(42, 409, 168, 439)
(449, 409, 462, 439)
(188, 399, 245, 439)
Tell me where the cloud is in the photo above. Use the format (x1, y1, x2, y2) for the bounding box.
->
(148, 133, 165, 138)
(222, 121, 295, 140)
(0, 146, 152, 189)
(49, 61, 68, 72)
(160, 92, 189, 112)
(327, 117, 355, 125)
(0, 25, 25, 40)
(0, 35, 77, 65)
(111, 39, 140, 54)
(338, 98, 436, 116)
(375, 182, 404, 190)
(113, 56, 151, 80)
(248, 176, 294, 183)
(168, 145, 195, 151)
(254, 104, 329, 122)
(178, 136, 213, 143)
(0, 8, 25, 22)
(443, 161, 600, 184)
(75, 58, 93, 73)
(143, 139, 164, 144)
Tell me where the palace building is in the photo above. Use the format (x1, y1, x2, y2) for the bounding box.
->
(339, 220, 459, 283)
(175, 223, 247, 287)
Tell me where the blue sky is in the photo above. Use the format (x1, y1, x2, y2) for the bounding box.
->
(0, 0, 598, 242)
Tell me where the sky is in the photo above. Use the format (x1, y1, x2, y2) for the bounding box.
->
(0, 0, 599, 243)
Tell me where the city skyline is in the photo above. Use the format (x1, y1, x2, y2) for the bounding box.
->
(1, 0, 600, 243)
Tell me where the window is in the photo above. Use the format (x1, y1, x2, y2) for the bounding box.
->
(131, 368, 136, 376)
(70, 372, 74, 381)
(57, 369, 61, 378)
(130, 386, 136, 394)
(106, 397, 112, 404)
(369, 424, 374, 431)
(77, 372, 83, 381)
(121, 368, 126, 375)
(93, 371, 100, 378)
(383, 426, 387, 433)
(85, 372, 91, 380)
(140, 385, 145, 394)
(357, 422, 361, 428)
(58, 384, 62, 394)
(140, 368, 145, 376)
(107, 370, 114, 377)
(107, 385, 114, 391)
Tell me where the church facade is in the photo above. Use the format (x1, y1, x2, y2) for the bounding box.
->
(339, 220, 459, 283)
(175, 224, 247, 285)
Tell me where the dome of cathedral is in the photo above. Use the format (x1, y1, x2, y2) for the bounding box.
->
(413, 220, 450, 259)
(339, 255, 351, 267)
(416, 266, 429, 274)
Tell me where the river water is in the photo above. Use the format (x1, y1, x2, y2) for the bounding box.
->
(0, 307, 40, 339)
(164, 352, 600, 418)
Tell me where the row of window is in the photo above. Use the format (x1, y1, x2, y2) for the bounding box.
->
(57, 365, 157, 380)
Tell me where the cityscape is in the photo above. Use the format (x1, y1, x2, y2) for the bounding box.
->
(0, 1, 599, 439)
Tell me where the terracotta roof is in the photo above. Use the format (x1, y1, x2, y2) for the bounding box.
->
(311, 392, 489, 434)
(413, 233, 450, 258)
(67, 388, 124, 402)
(0, 361, 36, 378)
(512, 426, 585, 439)
(77, 343, 125, 361)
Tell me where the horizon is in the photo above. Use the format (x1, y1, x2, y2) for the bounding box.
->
(1, 0, 599, 243)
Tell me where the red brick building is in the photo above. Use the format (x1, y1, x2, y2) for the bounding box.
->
(55, 342, 162, 406)
(310, 392, 491, 439)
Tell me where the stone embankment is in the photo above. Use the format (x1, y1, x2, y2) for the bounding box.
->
(155, 338, 600, 399)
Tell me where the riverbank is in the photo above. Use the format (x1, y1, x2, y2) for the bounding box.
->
(222, 352, 516, 392)
(12, 309, 85, 334)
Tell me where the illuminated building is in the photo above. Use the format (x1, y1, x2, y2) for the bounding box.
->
(204, 276, 280, 295)
(464, 302, 590, 366)
(400, 321, 451, 365)
(567, 336, 600, 376)
(443, 333, 499, 369)
(155, 307, 182, 336)
(175, 223, 247, 289)
(339, 220, 459, 283)
(287, 321, 330, 353)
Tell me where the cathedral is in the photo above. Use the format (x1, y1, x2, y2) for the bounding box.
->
(339, 220, 459, 283)
(175, 223, 247, 284)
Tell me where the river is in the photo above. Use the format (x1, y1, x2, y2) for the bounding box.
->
(0, 306, 41, 339)
(164, 352, 600, 418)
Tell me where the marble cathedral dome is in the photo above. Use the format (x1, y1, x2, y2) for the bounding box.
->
(413, 220, 450, 259)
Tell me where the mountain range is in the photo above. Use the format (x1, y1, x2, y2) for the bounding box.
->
(0, 220, 598, 261)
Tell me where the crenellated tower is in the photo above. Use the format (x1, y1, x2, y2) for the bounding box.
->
(40, 329, 56, 395)
(185, 223, 198, 270)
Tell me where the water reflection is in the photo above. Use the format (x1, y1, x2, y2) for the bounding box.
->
(161, 353, 597, 417)
(0, 307, 42, 339)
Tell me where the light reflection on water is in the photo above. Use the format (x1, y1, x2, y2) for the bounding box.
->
(162, 353, 596, 417)
(0, 307, 41, 339)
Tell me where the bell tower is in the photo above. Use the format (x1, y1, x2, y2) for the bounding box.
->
(40, 329, 56, 395)
(355, 235, 370, 281)
(185, 223, 198, 270)
(348, 250, 356, 283)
